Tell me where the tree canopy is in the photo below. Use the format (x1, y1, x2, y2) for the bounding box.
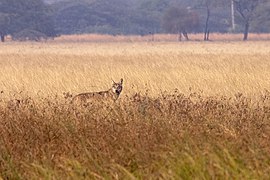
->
(0, 0, 57, 41)
(0, 0, 270, 41)
(162, 7, 199, 40)
(233, 0, 264, 40)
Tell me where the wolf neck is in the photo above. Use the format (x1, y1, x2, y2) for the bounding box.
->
(108, 88, 120, 100)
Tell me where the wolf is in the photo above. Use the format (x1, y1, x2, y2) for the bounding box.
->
(71, 78, 123, 107)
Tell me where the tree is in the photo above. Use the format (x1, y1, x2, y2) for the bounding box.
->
(53, 0, 132, 35)
(231, 0, 236, 31)
(0, 0, 17, 42)
(251, 1, 270, 32)
(0, 13, 10, 42)
(162, 7, 199, 41)
(233, 0, 264, 40)
(132, 0, 170, 35)
(0, 0, 57, 41)
(202, 0, 211, 40)
(195, 0, 229, 41)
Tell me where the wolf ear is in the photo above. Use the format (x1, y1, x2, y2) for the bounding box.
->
(120, 78, 123, 84)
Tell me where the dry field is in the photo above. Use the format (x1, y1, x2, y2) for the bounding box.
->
(0, 41, 270, 97)
(0, 41, 270, 179)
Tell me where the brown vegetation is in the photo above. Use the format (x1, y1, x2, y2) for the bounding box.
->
(0, 90, 269, 179)
(0, 41, 269, 179)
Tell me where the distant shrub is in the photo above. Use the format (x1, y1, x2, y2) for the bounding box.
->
(12, 29, 48, 41)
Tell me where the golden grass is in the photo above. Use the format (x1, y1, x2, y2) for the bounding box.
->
(0, 41, 269, 97)
(0, 41, 270, 179)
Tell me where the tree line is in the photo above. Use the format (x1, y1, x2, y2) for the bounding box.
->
(0, 0, 269, 42)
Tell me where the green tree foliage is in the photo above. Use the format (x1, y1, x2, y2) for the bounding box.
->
(0, 0, 57, 41)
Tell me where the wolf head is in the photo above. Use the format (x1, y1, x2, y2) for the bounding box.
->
(112, 78, 123, 95)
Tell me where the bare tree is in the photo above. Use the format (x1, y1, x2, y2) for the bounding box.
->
(196, 0, 229, 41)
(162, 7, 199, 41)
(201, 0, 211, 41)
(233, 0, 262, 40)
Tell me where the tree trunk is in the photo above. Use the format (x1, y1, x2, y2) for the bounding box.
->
(231, 0, 235, 31)
(206, 30, 210, 41)
(204, 6, 210, 41)
(178, 32, 182, 41)
(183, 30, 188, 40)
(243, 22, 249, 41)
(0, 35, 5, 42)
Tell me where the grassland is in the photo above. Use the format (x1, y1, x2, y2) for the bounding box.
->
(0, 41, 270, 179)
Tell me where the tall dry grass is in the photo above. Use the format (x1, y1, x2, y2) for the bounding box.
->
(0, 90, 269, 179)
(0, 41, 270, 179)
(0, 41, 269, 97)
